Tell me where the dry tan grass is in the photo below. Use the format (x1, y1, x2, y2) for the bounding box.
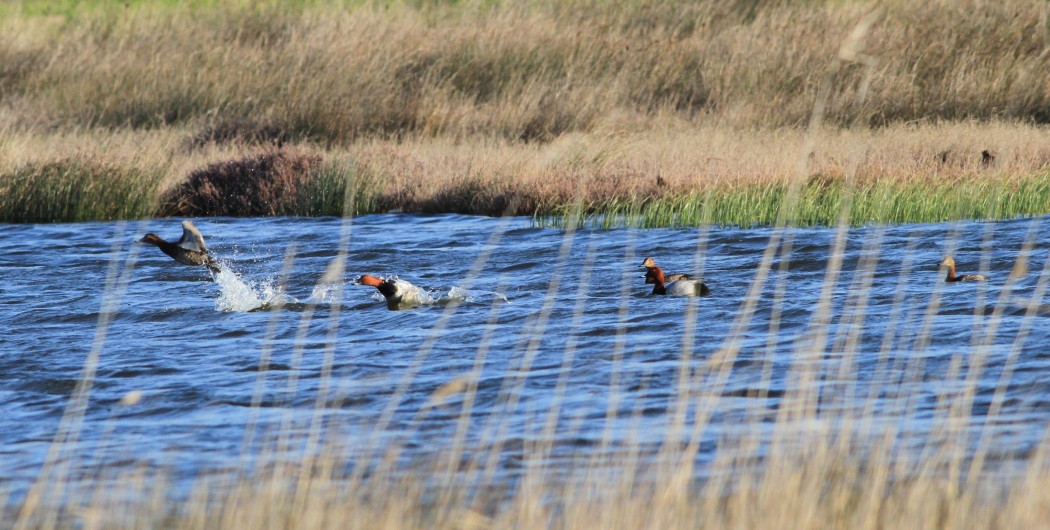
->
(3, 1, 1050, 222)
(351, 120, 1050, 201)
(2, 1, 1050, 138)
(3, 120, 1050, 222)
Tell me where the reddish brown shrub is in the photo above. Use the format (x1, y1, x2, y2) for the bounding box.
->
(161, 148, 323, 216)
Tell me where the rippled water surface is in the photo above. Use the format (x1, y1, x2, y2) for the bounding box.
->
(3, 215, 1050, 500)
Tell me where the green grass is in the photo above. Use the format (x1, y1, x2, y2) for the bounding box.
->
(534, 172, 1050, 229)
(0, 157, 163, 223)
(290, 157, 384, 217)
(5, 151, 1050, 227)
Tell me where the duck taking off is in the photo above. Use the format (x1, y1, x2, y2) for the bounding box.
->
(939, 256, 986, 282)
(355, 274, 426, 310)
(140, 220, 221, 273)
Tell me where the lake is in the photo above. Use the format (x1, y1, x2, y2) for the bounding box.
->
(2, 214, 1049, 504)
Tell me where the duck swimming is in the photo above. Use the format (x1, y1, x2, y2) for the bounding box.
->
(940, 257, 986, 282)
(646, 265, 710, 296)
(640, 257, 694, 283)
(355, 274, 426, 309)
(139, 220, 221, 273)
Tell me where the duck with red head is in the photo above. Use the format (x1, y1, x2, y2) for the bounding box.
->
(640, 257, 694, 283)
(355, 274, 426, 310)
(645, 265, 710, 296)
(940, 257, 986, 282)
(139, 220, 221, 273)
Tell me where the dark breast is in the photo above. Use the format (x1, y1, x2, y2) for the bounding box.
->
(377, 281, 398, 299)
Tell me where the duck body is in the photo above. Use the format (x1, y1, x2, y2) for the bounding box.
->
(140, 220, 221, 273)
(640, 257, 695, 283)
(940, 257, 986, 282)
(356, 274, 425, 309)
(645, 265, 710, 296)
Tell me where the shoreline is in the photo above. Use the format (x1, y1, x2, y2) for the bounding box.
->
(3, 122, 1050, 226)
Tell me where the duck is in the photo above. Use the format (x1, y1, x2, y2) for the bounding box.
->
(939, 256, 986, 282)
(639, 257, 695, 283)
(139, 220, 221, 273)
(646, 265, 710, 296)
(355, 274, 426, 309)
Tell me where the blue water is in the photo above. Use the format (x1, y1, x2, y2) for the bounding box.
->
(2, 214, 1050, 501)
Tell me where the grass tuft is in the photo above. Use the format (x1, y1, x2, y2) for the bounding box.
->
(0, 156, 160, 223)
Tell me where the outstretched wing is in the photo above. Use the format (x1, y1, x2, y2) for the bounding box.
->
(176, 220, 209, 254)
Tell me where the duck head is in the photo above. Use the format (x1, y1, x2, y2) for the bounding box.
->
(139, 233, 163, 246)
(640, 257, 658, 283)
(356, 274, 385, 288)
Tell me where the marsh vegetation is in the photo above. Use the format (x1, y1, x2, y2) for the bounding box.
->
(2, 0, 1050, 224)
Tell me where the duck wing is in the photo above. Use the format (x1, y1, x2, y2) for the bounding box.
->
(176, 220, 209, 254)
(665, 273, 696, 282)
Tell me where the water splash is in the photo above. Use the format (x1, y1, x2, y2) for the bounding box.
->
(445, 285, 469, 302)
(426, 286, 508, 306)
(308, 282, 342, 304)
(212, 268, 297, 312)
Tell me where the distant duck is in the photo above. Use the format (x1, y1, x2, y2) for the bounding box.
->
(355, 274, 426, 309)
(640, 257, 695, 283)
(645, 265, 710, 296)
(140, 220, 221, 273)
(940, 256, 986, 282)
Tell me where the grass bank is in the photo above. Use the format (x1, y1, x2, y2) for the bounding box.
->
(3, 123, 1050, 225)
(537, 169, 1050, 228)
